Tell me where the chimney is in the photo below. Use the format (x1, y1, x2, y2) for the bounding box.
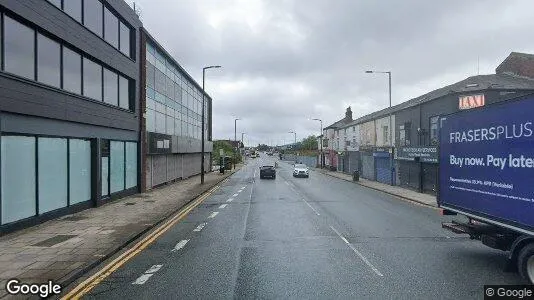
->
(345, 106, 353, 121)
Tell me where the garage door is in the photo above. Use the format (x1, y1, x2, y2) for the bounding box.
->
(375, 156, 392, 185)
(361, 154, 374, 180)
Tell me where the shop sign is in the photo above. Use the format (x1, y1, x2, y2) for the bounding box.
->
(396, 146, 438, 163)
(459, 94, 485, 110)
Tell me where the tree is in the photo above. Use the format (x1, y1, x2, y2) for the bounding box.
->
(213, 140, 234, 161)
(301, 135, 318, 150)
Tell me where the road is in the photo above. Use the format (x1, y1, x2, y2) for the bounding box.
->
(80, 153, 524, 299)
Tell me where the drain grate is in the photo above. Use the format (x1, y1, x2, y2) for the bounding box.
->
(31, 235, 78, 247)
(124, 202, 136, 206)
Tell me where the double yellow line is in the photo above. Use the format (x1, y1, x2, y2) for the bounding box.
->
(62, 181, 224, 299)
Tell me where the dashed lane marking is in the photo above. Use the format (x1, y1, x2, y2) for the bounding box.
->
(329, 225, 384, 277)
(219, 204, 228, 209)
(193, 223, 207, 232)
(233, 193, 239, 197)
(132, 264, 163, 285)
(208, 212, 219, 219)
(171, 240, 189, 252)
(226, 198, 234, 202)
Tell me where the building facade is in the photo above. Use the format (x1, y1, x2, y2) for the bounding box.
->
(0, 0, 142, 232)
(140, 29, 213, 190)
(326, 52, 534, 195)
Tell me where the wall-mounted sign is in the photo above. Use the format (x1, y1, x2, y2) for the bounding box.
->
(459, 94, 485, 110)
(148, 132, 172, 154)
(396, 146, 438, 163)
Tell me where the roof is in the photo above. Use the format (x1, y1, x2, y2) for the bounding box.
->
(141, 28, 212, 100)
(343, 73, 534, 128)
(324, 117, 353, 130)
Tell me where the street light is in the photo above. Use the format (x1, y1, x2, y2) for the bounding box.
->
(201, 65, 221, 184)
(234, 118, 241, 169)
(311, 118, 323, 168)
(288, 131, 296, 145)
(366, 70, 393, 185)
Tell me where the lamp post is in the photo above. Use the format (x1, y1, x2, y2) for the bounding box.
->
(234, 118, 240, 169)
(311, 118, 323, 168)
(365, 70, 393, 185)
(201, 65, 221, 184)
(288, 131, 296, 145)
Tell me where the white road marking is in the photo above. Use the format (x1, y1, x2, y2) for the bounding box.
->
(219, 204, 228, 209)
(208, 212, 219, 218)
(226, 198, 234, 202)
(132, 264, 163, 285)
(285, 181, 290, 186)
(145, 264, 163, 274)
(242, 186, 246, 189)
(302, 198, 320, 216)
(193, 223, 207, 232)
(233, 193, 239, 197)
(132, 274, 153, 285)
(171, 240, 189, 252)
(329, 226, 384, 277)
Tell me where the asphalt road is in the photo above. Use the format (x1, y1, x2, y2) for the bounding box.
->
(82, 154, 525, 300)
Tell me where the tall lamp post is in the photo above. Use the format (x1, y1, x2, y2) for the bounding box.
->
(288, 131, 296, 145)
(201, 65, 221, 184)
(234, 118, 240, 169)
(365, 70, 393, 185)
(311, 118, 323, 168)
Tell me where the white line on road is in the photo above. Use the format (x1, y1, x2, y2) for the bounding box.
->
(132, 264, 163, 285)
(171, 240, 189, 252)
(233, 193, 239, 197)
(193, 223, 207, 232)
(302, 198, 320, 216)
(219, 204, 228, 209)
(226, 198, 234, 202)
(242, 186, 246, 189)
(132, 274, 153, 285)
(208, 211, 219, 218)
(329, 226, 383, 277)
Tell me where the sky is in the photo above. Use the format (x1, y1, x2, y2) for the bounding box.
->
(127, 0, 534, 146)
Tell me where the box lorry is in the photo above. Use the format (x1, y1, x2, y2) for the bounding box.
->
(439, 95, 534, 283)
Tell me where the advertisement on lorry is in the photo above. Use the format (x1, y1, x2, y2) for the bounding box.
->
(439, 96, 534, 231)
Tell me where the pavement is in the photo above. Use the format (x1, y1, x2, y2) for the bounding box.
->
(71, 154, 525, 300)
(312, 167, 438, 207)
(0, 165, 241, 299)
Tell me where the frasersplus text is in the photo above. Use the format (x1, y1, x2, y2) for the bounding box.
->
(450, 154, 534, 170)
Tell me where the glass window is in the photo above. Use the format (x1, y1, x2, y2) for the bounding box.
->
(48, 0, 62, 8)
(84, 0, 103, 37)
(37, 34, 61, 88)
(166, 76, 174, 98)
(146, 108, 155, 132)
(175, 119, 181, 136)
(69, 139, 91, 205)
(125, 142, 137, 189)
(166, 115, 174, 135)
(155, 69, 166, 94)
(101, 140, 109, 196)
(104, 7, 119, 48)
(119, 21, 130, 57)
(119, 76, 130, 109)
(147, 42, 155, 54)
(62, 47, 82, 94)
(38, 137, 68, 214)
(64, 0, 82, 22)
(430, 116, 439, 145)
(104, 68, 118, 106)
(146, 51, 156, 65)
(110, 141, 125, 193)
(83, 58, 102, 100)
(4, 16, 35, 80)
(146, 64, 155, 88)
(1, 136, 36, 224)
(156, 112, 165, 133)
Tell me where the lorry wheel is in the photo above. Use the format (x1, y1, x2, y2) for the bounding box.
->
(517, 243, 534, 283)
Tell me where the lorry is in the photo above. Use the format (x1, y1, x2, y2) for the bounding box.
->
(439, 95, 534, 283)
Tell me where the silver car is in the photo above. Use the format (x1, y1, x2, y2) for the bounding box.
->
(293, 164, 309, 178)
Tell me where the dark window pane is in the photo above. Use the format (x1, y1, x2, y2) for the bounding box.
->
(4, 16, 35, 80)
(84, 0, 103, 37)
(104, 7, 118, 48)
(119, 21, 130, 57)
(62, 47, 81, 94)
(37, 34, 60, 88)
(64, 0, 82, 22)
(119, 76, 130, 109)
(48, 0, 61, 8)
(155, 69, 165, 94)
(83, 58, 102, 100)
(103, 68, 118, 106)
(146, 64, 155, 88)
(166, 76, 174, 98)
